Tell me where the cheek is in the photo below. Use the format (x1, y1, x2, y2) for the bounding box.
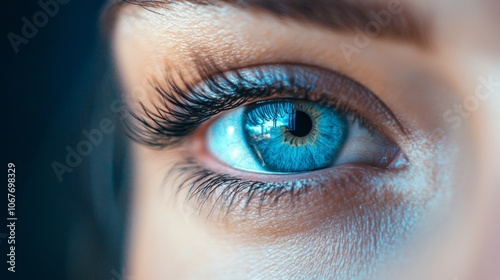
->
(127, 143, 447, 279)
(226, 184, 434, 279)
(126, 146, 220, 279)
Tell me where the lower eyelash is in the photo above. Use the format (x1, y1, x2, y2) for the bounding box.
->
(167, 154, 388, 217)
(169, 157, 318, 215)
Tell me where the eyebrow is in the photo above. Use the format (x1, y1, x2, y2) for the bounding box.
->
(104, 0, 430, 47)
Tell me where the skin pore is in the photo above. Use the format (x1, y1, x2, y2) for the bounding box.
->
(109, 0, 500, 279)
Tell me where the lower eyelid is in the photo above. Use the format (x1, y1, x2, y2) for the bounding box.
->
(168, 148, 409, 237)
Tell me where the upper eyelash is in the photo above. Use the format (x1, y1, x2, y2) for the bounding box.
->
(123, 62, 389, 148)
(124, 63, 309, 147)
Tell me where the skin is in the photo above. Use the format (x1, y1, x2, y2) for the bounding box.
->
(110, 0, 500, 279)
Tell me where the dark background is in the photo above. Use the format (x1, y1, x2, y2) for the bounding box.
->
(2, 1, 129, 279)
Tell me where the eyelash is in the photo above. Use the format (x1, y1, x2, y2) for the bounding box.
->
(123, 62, 387, 148)
(170, 157, 310, 214)
(169, 156, 383, 215)
(124, 62, 407, 213)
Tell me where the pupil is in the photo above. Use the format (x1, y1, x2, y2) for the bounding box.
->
(289, 110, 312, 137)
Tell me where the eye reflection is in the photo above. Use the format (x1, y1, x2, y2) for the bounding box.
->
(243, 99, 347, 172)
(207, 98, 401, 174)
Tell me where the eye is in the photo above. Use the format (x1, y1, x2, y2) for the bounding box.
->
(126, 63, 410, 211)
(207, 98, 402, 173)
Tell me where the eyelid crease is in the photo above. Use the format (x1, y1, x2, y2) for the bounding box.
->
(106, 0, 431, 48)
(123, 60, 410, 149)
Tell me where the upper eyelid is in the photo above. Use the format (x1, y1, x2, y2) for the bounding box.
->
(123, 62, 410, 148)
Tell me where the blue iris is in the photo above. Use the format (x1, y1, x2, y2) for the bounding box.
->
(242, 99, 347, 172)
(207, 99, 348, 173)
